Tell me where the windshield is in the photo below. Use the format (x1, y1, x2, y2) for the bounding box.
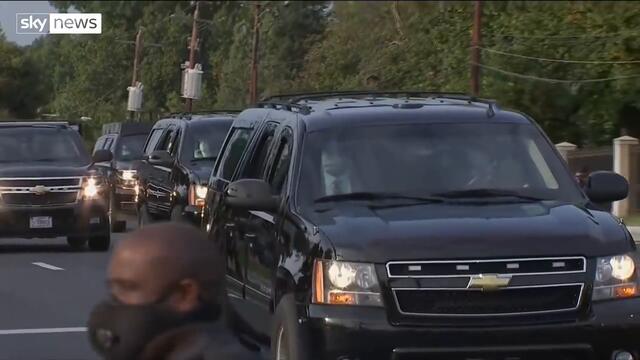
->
(297, 122, 584, 208)
(181, 121, 232, 163)
(115, 134, 147, 161)
(0, 127, 90, 165)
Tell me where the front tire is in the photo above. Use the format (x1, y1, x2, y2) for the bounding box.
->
(271, 294, 311, 360)
(110, 193, 127, 233)
(170, 205, 187, 223)
(88, 233, 110, 252)
(66, 236, 86, 251)
(137, 203, 154, 228)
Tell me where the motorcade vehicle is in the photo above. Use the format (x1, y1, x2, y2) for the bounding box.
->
(93, 122, 152, 232)
(0, 122, 112, 251)
(203, 91, 639, 360)
(136, 112, 235, 226)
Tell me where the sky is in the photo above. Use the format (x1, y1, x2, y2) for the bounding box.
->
(0, 1, 58, 46)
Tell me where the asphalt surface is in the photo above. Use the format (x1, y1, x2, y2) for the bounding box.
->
(0, 217, 136, 360)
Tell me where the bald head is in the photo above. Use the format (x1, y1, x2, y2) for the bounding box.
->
(108, 223, 224, 313)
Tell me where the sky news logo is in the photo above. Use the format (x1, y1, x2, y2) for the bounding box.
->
(16, 13, 102, 35)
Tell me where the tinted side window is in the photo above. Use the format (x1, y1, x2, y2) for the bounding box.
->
(157, 127, 177, 152)
(216, 128, 253, 180)
(243, 124, 276, 179)
(144, 128, 164, 155)
(103, 137, 114, 151)
(168, 128, 181, 157)
(93, 137, 106, 153)
(268, 135, 292, 194)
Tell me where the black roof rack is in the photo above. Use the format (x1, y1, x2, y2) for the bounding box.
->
(254, 101, 312, 115)
(261, 91, 499, 117)
(164, 110, 242, 119)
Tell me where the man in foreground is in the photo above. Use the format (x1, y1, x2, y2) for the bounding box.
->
(87, 222, 262, 360)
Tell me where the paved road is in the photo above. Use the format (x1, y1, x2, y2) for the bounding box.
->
(0, 218, 135, 360)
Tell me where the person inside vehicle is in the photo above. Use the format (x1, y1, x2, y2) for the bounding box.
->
(87, 222, 261, 360)
(194, 139, 213, 160)
(321, 140, 359, 196)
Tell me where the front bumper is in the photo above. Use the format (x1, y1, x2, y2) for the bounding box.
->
(181, 205, 204, 226)
(113, 186, 137, 213)
(0, 199, 109, 238)
(305, 298, 640, 360)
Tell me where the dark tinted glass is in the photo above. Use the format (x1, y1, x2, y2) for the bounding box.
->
(144, 128, 163, 155)
(0, 127, 90, 165)
(216, 128, 253, 180)
(182, 122, 232, 163)
(297, 123, 583, 207)
(115, 134, 147, 161)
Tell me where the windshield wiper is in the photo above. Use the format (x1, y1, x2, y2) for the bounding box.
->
(314, 192, 446, 204)
(433, 189, 548, 201)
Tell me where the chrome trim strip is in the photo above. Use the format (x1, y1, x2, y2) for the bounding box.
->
(392, 283, 585, 317)
(386, 256, 587, 278)
(225, 275, 243, 286)
(245, 284, 271, 299)
(0, 189, 80, 193)
(249, 210, 275, 224)
(0, 177, 83, 181)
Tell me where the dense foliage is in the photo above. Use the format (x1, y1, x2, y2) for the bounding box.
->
(1, 1, 640, 146)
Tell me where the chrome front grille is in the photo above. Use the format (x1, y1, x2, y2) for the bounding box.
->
(0, 177, 82, 206)
(386, 257, 587, 317)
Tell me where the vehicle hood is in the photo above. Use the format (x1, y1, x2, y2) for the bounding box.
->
(0, 164, 90, 178)
(113, 161, 137, 171)
(312, 202, 632, 262)
(185, 162, 215, 184)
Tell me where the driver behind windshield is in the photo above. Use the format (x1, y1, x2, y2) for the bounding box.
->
(321, 140, 361, 196)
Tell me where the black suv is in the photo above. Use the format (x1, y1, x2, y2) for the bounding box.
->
(136, 112, 235, 226)
(0, 122, 112, 251)
(93, 122, 152, 232)
(203, 92, 639, 360)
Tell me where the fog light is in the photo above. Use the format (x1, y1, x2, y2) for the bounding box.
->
(613, 350, 634, 360)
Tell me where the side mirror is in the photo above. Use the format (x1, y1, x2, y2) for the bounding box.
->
(225, 179, 280, 212)
(148, 150, 174, 167)
(585, 171, 628, 203)
(92, 149, 113, 164)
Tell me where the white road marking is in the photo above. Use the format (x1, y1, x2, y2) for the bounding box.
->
(0, 327, 86, 335)
(32, 262, 64, 271)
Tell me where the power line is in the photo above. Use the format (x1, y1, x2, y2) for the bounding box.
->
(477, 46, 640, 65)
(489, 31, 640, 40)
(475, 62, 640, 84)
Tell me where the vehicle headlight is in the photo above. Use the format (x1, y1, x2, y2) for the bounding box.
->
(188, 184, 208, 207)
(83, 177, 103, 199)
(119, 170, 136, 181)
(313, 260, 383, 306)
(593, 253, 638, 301)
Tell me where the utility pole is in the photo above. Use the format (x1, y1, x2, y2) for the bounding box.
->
(470, 0, 482, 97)
(130, 27, 143, 121)
(249, 2, 261, 104)
(186, 1, 200, 113)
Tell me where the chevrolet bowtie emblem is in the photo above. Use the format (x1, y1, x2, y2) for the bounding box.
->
(468, 274, 512, 291)
(30, 185, 50, 196)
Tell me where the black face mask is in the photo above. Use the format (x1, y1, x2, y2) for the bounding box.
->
(87, 295, 189, 360)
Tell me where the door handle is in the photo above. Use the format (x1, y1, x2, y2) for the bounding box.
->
(225, 223, 236, 230)
(244, 233, 257, 239)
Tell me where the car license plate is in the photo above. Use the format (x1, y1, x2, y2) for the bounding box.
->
(30, 216, 53, 229)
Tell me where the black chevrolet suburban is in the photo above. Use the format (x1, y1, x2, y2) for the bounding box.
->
(93, 122, 152, 232)
(0, 122, 112, 251)
(136, 113, 234, 226)
(203, 92, 639, 360)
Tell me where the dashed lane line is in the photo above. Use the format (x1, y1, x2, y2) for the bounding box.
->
(32, 262, 64, 271)
(0, 327, 86, 335)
